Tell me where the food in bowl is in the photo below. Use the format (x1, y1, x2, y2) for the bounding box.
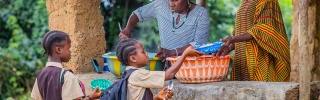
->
(102, 52, 165, 78)
(166, 55, 232, 83)
(194, 42, 223, 54)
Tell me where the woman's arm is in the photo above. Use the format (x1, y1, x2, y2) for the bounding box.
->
(222, 33, 254, 47)
(119, 1, 157, 40)
(232, 33, 253, 42)
(164, 53, 188, 80)
(119, 13, 139, 40)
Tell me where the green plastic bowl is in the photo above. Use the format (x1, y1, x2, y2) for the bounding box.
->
(90, 78, 112, 91)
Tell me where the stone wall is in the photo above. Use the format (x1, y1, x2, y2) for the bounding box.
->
(290, 0, 320, 82)
(78, 72, 320, 100)
(46, 0, 106, 73)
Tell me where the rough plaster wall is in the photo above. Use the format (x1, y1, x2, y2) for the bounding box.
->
(46, 0, 106, 74)
(290, 0, 320, 82)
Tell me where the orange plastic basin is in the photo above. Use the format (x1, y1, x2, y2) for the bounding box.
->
(166, 55, 232, 83)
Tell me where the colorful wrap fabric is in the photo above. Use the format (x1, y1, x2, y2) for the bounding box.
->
(231, 0, 290, 82)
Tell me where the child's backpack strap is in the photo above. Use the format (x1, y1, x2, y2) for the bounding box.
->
(59, 68, 86, 95)
(100, 68, 137, 100)
(60, 68, 65, 85)
(60, 68, 73, 85)
(123, 68, 137, 79)
(122, 68, 138, 98)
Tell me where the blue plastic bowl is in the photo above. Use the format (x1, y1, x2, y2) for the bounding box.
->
(195, 42, 223, 54)
(90, 78, 112, 91)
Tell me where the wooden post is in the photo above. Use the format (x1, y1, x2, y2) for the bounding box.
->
(291, 0, 320, 83)
(196, 0, 206, 8)
(290, 0, 300, 82)
(298, 0, 310, 99)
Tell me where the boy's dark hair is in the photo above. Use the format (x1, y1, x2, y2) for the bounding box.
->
(116, 38, 138, 66)
(42, 30, 70, 56)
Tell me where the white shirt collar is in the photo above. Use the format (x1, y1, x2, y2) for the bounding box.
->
(126, 66, 145, 70)
(46, 62, 63, 68)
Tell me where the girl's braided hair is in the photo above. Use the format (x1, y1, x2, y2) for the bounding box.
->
(42, 30, 70, 56)
(116, 38, 138, 66)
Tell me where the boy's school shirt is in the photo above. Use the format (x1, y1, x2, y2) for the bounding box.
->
(126, 66, 165, 100)
(30, 62, 84, 100)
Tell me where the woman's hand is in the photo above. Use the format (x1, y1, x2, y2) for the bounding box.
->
(154, 87, 174, 100)
(156, 46, 175, 61)
(87, 87, 102, 99)
(119, 28, 131, 40)
(220, 36, 233, 46)
(213, 36, 234, 56)
(213, 45, 232, 56)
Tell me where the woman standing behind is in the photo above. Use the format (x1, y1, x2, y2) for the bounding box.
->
(119, 0, 210, 59)
(215, 0, 290, 82)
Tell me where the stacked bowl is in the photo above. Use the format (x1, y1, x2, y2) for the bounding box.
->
(102, 52, 165, 78)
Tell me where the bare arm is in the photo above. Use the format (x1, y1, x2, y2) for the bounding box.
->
(124, 13, 139, 33)
(222, 33, 254, 47)
(119, 13, 139, 40)
(164, 53, 187, 80)
(119, 1, 157, 40)
(163, 46, 204, 80)
(232, 33, 253, 43)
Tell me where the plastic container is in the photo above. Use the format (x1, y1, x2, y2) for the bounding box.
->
(102, 52, 165, 78)
(103, 57, 110, 72)
(195, 42, 223, 54)
(166, 55, 232, 83)
(90, 78, 112, 91)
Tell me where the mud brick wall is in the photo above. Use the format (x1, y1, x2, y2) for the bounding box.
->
(46, 0, 106, 73)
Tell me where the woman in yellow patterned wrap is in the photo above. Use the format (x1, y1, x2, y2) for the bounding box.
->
(214, 0, 290, 82)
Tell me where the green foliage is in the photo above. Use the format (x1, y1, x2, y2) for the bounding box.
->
(279, 0, 292, 40)
(0, 0, 48, 99)
(100, 0, 146, 52)
(134, 20, 160, 52)
(206, 0, 241, 42)
(206, 0, 292, 41)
